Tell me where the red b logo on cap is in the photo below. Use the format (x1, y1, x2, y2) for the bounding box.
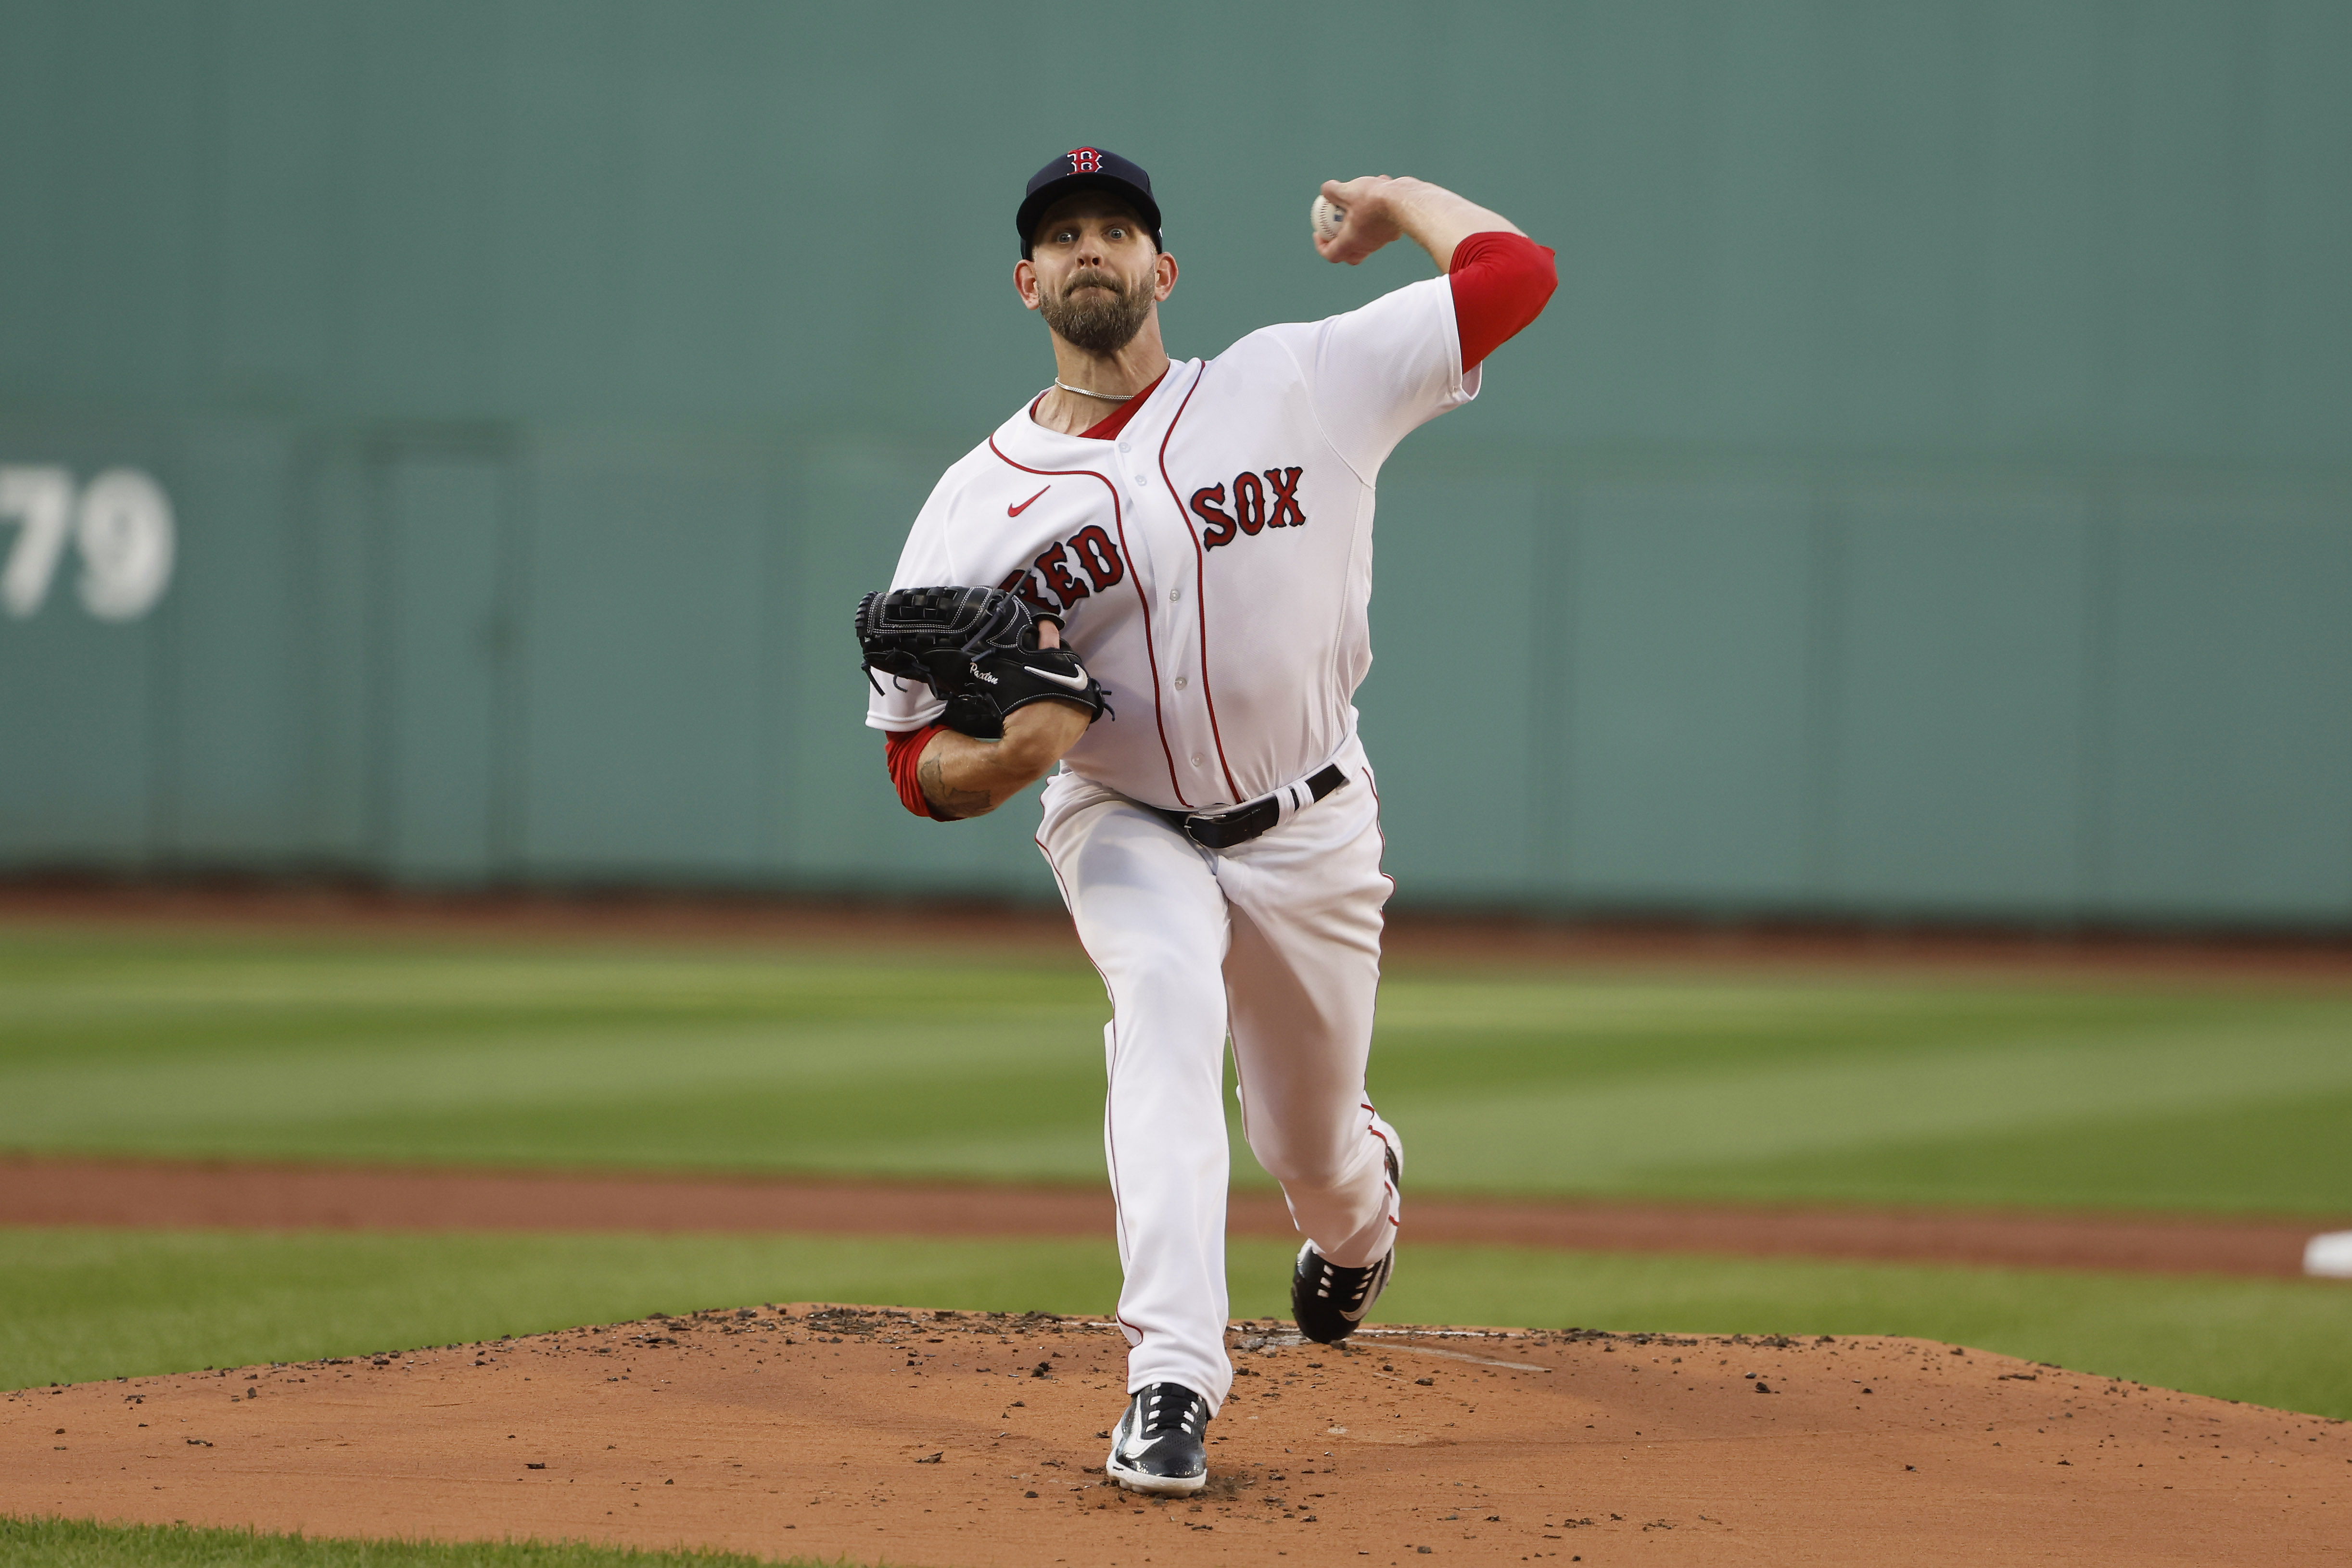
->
(1067, 148, 1103, 173)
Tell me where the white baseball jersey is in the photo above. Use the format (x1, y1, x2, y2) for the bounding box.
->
(865, 273, 1479, 811)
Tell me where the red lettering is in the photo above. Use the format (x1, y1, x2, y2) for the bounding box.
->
(1068, 525, 1126, 591)
(1264, 467, 1307, 528)
(999, 568, 1055, 614)
(1033, 543, 1090, 608)
(1232, 470, 1265, 534)
(1190, 484, 1238, 549)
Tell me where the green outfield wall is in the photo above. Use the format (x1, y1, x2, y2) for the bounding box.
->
(2, 0, 2348, 923)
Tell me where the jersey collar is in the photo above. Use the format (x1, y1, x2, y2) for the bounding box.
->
(993, 358, 1201, 470)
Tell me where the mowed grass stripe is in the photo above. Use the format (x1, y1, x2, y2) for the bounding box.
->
(0, 1517, 813, 1568)
(0, 1227, 1123, 1393)
(17, 1009, 2351, 1196)
(3, 924, 2349, 1214)
(5, 1227, 2348, 1420)
(1650, 1087, 2352, 1214)
(1, 1020, 1097, 1143)
(1399, 1018, 2352, 1192)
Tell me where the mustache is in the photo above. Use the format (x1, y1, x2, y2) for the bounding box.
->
(1060, 268, 1127, 296)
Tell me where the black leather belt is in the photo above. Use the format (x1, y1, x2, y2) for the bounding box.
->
(1150, 762, 1350, 850)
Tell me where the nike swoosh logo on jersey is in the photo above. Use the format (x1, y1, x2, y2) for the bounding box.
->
(1008, 486, 1049, 516)
(1024, 663, 1091, 691)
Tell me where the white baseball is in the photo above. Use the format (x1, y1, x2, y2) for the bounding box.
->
(1310, 194, 1346, 244)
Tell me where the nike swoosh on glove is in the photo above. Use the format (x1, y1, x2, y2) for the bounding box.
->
(855, 583, 1110, 739)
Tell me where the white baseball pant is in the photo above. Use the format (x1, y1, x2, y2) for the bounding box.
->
(1036, 732, 1402, 1413)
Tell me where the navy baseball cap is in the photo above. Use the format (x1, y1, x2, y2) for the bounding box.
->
(1017, 147, 1162, 257)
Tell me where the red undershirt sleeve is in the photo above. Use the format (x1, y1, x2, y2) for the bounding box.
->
(1447, 231, 1557, 370)
(884, 723, 949, 819)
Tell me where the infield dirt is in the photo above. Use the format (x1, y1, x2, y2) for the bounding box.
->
(9, 1303, 2347, 1566)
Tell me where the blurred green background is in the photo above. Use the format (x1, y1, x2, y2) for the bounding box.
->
(5, 11, 2351, 1558)
(2, 0, 2349, 923)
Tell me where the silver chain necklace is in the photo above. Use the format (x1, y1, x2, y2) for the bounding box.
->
(1055, 379, 1139, 402)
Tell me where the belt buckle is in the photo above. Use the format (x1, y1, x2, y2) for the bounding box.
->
(1186, 797, 1277, 851)
(1181, 809, 1234, 850)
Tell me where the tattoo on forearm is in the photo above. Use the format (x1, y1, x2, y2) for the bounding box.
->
(920, 753, 995, 820)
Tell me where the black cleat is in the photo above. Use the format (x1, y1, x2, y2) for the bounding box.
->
(1105, 1382, 1209, 1495)
(1291, 1242, 1393, 1343)
(1291, 1140, 1401, 1344)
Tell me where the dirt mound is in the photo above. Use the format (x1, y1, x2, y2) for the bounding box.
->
(8, 1304, 2347, 1566)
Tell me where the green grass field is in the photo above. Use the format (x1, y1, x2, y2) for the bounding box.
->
(6, 919, 2351, 1566)
(0, 1519, 818, 1568)
(6, 923, 2351, 1214)
(6, 1227, 2348, 1418)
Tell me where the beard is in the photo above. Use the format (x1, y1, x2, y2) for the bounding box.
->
(1039, 266, 1155, 355)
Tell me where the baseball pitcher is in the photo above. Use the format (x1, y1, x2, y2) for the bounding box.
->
(856, 147, 1554, 1494)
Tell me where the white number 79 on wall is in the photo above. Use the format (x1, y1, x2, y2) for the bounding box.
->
(0, 465, 176, 621)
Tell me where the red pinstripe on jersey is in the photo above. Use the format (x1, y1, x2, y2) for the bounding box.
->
(986, 436, 1190, 809)
(1362, 1101, 1400, 1226)
(1360, 765, 1397, 898)
(1155, 367, 1244, 803)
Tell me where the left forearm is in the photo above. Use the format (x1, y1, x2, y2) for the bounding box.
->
(916, 700, 1091, 820)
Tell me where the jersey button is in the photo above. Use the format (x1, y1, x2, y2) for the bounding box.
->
(1190, 754, 1204, 768)
(1169, 587, 1183, 602)
(1174, 676, 1188, 690)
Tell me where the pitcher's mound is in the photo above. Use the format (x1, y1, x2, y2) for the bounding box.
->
(7, 1304, 2346, 1566)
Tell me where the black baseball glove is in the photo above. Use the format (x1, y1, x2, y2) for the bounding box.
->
(855, 584, 1109, 740)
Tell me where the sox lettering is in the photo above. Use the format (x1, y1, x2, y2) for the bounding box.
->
(1187, 467, 1308, 549)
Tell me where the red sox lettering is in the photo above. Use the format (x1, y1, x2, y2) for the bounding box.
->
(998, 522, 1128, 614)
(1004, 465, 1304, 616)
(1184, 466, 1308, 548)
